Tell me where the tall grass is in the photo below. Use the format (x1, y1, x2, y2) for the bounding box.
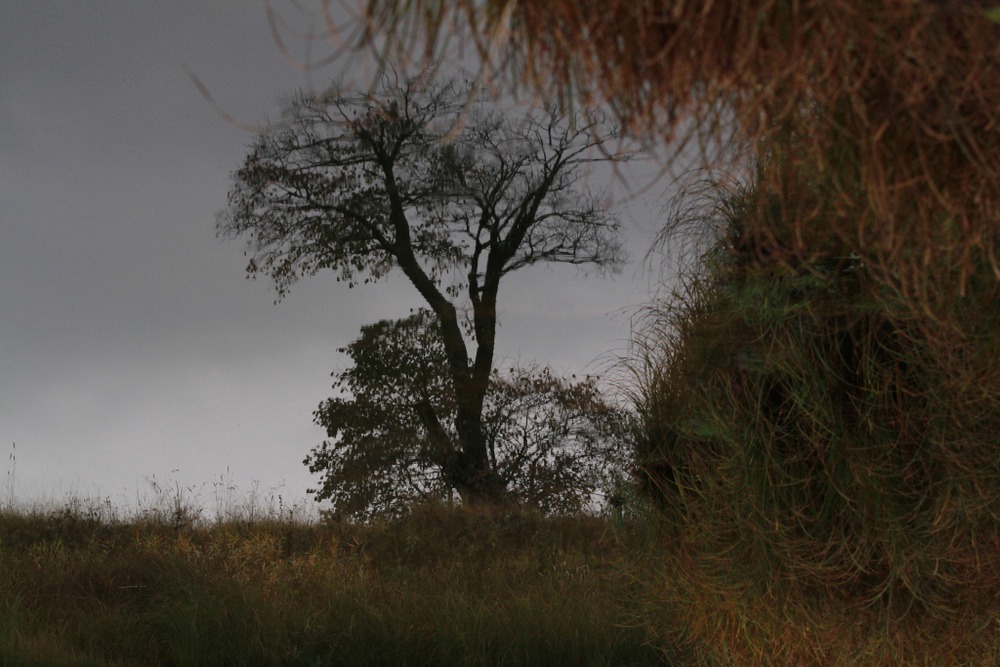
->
(0, 495, 666, 666)
(627, 167, 1000, 664)
(202, 2, 1000, 662)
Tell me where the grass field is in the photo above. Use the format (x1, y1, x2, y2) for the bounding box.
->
(0, 497, 668, 667)
(8, 468, 999, 666)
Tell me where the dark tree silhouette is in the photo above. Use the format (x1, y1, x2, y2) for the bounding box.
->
(218, 73, 628, 504)
(306, 310, 633, 521)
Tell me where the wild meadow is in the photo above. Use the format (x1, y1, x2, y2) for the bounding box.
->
(6, 2, 1000, 665)
(0, 486, 667, 667)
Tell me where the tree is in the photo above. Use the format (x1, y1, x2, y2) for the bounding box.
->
(305, 309, 633, 521)
(219, 73, 627, 505)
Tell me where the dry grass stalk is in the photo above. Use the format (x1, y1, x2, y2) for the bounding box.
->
(341, 3, 1000, 661)
(359, 0, 1000, 327)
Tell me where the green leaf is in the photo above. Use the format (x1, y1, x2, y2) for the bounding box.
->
(985, 6, 1000, 23)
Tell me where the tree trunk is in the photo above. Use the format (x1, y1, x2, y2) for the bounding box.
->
(414, 397, 504, 503)
(450, 405, 506, 505)
(427, 297, 507, 506)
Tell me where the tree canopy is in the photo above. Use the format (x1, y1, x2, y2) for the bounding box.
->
(306, 309, 634, 521)
(219, 73, 629, 503)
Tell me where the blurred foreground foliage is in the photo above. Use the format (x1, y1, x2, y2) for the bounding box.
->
(353, 0, 1000, 662)
(364, 0, 1000, 328)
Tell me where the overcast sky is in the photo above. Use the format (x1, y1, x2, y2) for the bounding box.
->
(0, 1, 669, 515)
